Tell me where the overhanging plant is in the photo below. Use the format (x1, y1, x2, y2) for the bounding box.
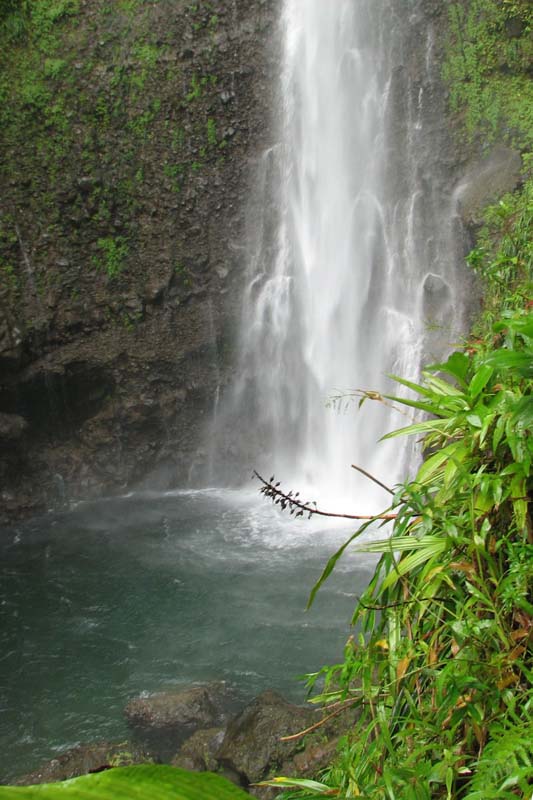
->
(258, 310, 532, 799)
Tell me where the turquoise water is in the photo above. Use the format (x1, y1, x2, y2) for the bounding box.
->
(0, 488, 375, 782)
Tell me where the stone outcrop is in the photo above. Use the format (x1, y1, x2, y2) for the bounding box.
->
(171, 727, 226, 772)
(215, 689, 317, 786)
(0, 0, 279, 521)
(454, 145, 523, 226)
(124, 683, 235, 761)
(12, 741, 150, 786)
(10, 686, 346, 796)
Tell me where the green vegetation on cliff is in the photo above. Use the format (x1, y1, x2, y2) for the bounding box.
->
(0, 0, 271, 519)
(443, 0, 533, 149)
(0, 0, 233, 328)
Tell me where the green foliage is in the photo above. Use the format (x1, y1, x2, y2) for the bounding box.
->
(133, 42, 160, 70)
(128, 99, 161, 138)
(207, 117, 217, 146)
(467, 162, 533, 331)
(185, 73, 217, 103)
(463, 718, 533, 798)
(0, 0, 30, 43)
(443, 0, 533, 148)
(129, 41, 163, 90)
(0, 765, 251, 799)
(92, 236, 129, 279)
(175, 261, 193, 288)
(0, 259, 19, 295)
(265, 308, 532, 799)
(0, 0, 77, 48)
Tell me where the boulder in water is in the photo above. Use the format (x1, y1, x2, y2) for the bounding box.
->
(124, 683, 233, 759)
(171, 726, 226, 772)
(216, 689, 317, 784)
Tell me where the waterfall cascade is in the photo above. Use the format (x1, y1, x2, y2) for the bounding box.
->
(213, 0, 469, 511)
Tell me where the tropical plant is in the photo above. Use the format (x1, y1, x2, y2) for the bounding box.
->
(0, 765, 251, 799)
(258, 309, 532, 799)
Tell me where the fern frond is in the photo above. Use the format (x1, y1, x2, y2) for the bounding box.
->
(464, 717, 533, 799)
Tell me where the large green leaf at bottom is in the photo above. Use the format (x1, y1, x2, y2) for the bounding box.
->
(0, 766, 251, 799)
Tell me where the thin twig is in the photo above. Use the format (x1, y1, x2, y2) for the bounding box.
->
(351, 464, 394, 496)
(279, 698, 359, 742)
(254, 471, 400, 521)
(357, 595, 448, 611)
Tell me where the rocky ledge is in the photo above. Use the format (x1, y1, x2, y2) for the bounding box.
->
(11, 683, 352, 798)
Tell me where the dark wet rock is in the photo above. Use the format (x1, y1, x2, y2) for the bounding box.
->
(0, 412, 28, 442)
(216, 690, 317, 785)
(171, 727, 226, 772)
(124, 683, 235, 760)
(125, 686, 218, 732)
(249, 737, 341, 800)
(220, 90, 235, 104)
(0, 312, 24, 370)
(423, 273, 452, 320)
(0, 0, 278, 521)
(455, 146, 523, 226)
(13, 741, 150, 786)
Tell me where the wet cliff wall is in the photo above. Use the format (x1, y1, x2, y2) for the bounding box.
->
(0, 0, 278, 521)
(1, 0, 531, 522)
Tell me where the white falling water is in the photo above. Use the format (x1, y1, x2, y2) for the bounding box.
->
(215, 0, 468, 512)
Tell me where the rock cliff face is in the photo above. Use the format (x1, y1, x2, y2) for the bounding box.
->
(1, 0, 527, 521)
(0, 0, 279, 521)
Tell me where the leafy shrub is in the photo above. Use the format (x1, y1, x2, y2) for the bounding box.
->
(261, 310, 532, 799)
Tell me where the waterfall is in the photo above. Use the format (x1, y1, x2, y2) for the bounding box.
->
(213, 0, 469, 511)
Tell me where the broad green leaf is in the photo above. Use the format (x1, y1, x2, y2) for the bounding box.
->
(382, 417, 453, 441)
(387, 373, 437, 400)
(416, 449, 450, 484)
(510, 475, 527, 529)
(381, 539, 449, 591)
(353, 535, 446, 554)
(426, 351, 470, 387)
(493, 315, 533, 339)
(484, 350, 533, 377)
(307, 517, 377, 609)
(423, 374, 465, 397)
(383, 393, 444, 416)
(512, 396, 533, 427)
(479, 412, 495, 447)
(256, 777, 333, 794)
(492, 414, 507, 453)
(468, 364, 494, 400)
(0, 766, 251, 799)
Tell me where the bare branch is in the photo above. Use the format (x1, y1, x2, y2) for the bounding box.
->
(279, 698, 359, 742)
(253, 471, 399, 521)
(351, 463, 394, 496)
